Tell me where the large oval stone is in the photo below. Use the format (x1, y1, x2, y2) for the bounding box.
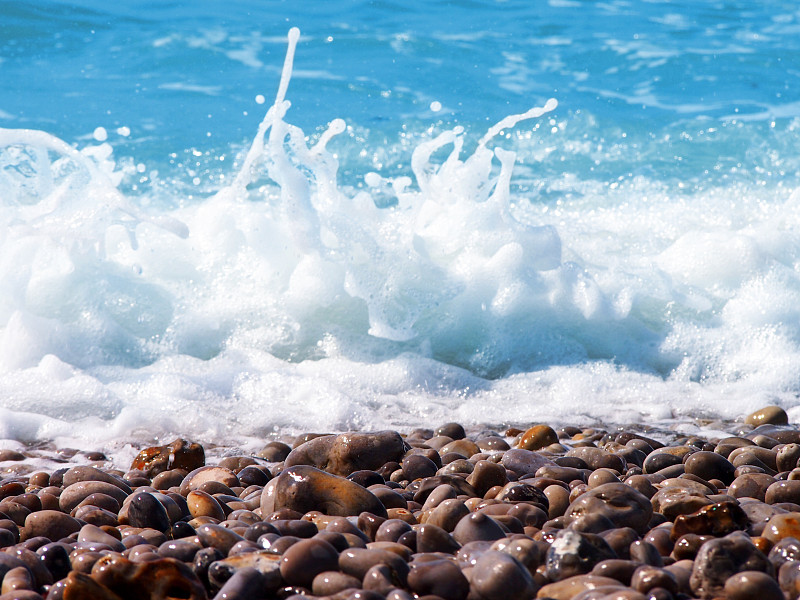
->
(684, 451, 736, 485)
(516, 425, 559, 451)
(500, 449, 555, 476)
(566, 482, 652, 534)
(471, 550, 538, 600)
(284, 431, 406, 477)
(689, 532, 773, 599)
(179, 466, 239, 495)
(262, 465, 388, 518)
(59, 481, 129, 514)
(127, 491, 171, 532)
(22, 510, 82, 543)
(62, 466, 132, 495)
(745, 406, 789, 427)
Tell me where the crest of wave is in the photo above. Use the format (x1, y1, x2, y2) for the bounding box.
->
(0, 28, 642, 387)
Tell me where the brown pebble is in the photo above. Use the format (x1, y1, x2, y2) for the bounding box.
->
(370, 486, 408, 510)
(494, 482, 549, 511)
(643, 447, 695, 474)
(0, 501, 29, 527)
(670, 501, 748, 540)
(362, 562, 403, 596)
(186, 489, 226, 521)
(689, 532, 774, 598)
(776, 443, 800, 472)
(728, 473, 776, 501)
(500, 449, 555, 476)
(0, 450, 25, 462)
(0, 565, 33, 595)
(762, 511, 800, 543)
(280, 537, 340, 587)
(257, 441, 292, 462)
(91, 554, 206, 599)
(546, 529, 617, 581)
(451, 512, 506, 545)
(466, 460, 507, 496)
(543, 484, 571, 519)
(375, 519, 413, 543)
(436, 423, 466, 440)
(130, 438, 205, 478)
(179, 465, 239, 495)
(263, 465, 388, 519)
(74, 505, 119, 528)
(22, 510, 81, 542)
(415, 523, 460, 554)
(312, 570, 362, 595)
(745, 406, 789, 427)
(412, 476, 477, 504)
(285, 431, 405, 476)
(438, 439, 480, 459)
(765, 480, 800, 504)
(587, 469, 620, 488)
(76, 492, 122, 514)
(728, 445, 778, 473)
(54, 570, 122, 599)
(565, 447, 625, 472)
(650, 486, 714, 520)
(723, 569, 784, 600)
(476, 436, 510, 452)
(591, 559, 639, 584)
(516, 425, 559, 451)
(567, 483, 652, 534)
(62, 465, 132, 493)
(537, 574, 624, 600)
(126, 491, 171, 532)
(339, 547, 409, 582)
(424, 499, 469, 532)
(59, 481, 129, 514)
(630, 565, 678, 594)
(471, 550, 538, 600)
(670, 533, 711, 561)
(407, 558, 469, 600)
(599, 526, 639, 558)
(684, 451, 736, 485)
(402, 454, 438, 481)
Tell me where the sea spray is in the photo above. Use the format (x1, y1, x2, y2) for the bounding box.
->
(0, 25, 800, 453)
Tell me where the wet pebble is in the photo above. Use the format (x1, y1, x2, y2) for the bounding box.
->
(280, 537, 340, 587)
(567, 483, 653, 534)
(689, 532, 774, 598)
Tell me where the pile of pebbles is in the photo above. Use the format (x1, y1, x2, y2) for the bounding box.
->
(2, 407, 800, 599)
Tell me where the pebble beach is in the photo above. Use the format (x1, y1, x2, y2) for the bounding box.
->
(1, 406, 800, 599)
(4, 2, 800, 599)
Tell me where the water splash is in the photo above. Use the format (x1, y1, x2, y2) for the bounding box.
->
(1, 28, 799, 451)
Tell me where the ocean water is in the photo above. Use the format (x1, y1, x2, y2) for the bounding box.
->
(2, 0, 800, 457)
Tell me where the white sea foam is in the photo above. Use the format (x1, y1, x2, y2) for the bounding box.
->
(1, 29, 799, 461)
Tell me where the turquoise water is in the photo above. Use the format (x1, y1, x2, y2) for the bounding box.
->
(1, 1, 800, 450)
(5, 1, 798, 187)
